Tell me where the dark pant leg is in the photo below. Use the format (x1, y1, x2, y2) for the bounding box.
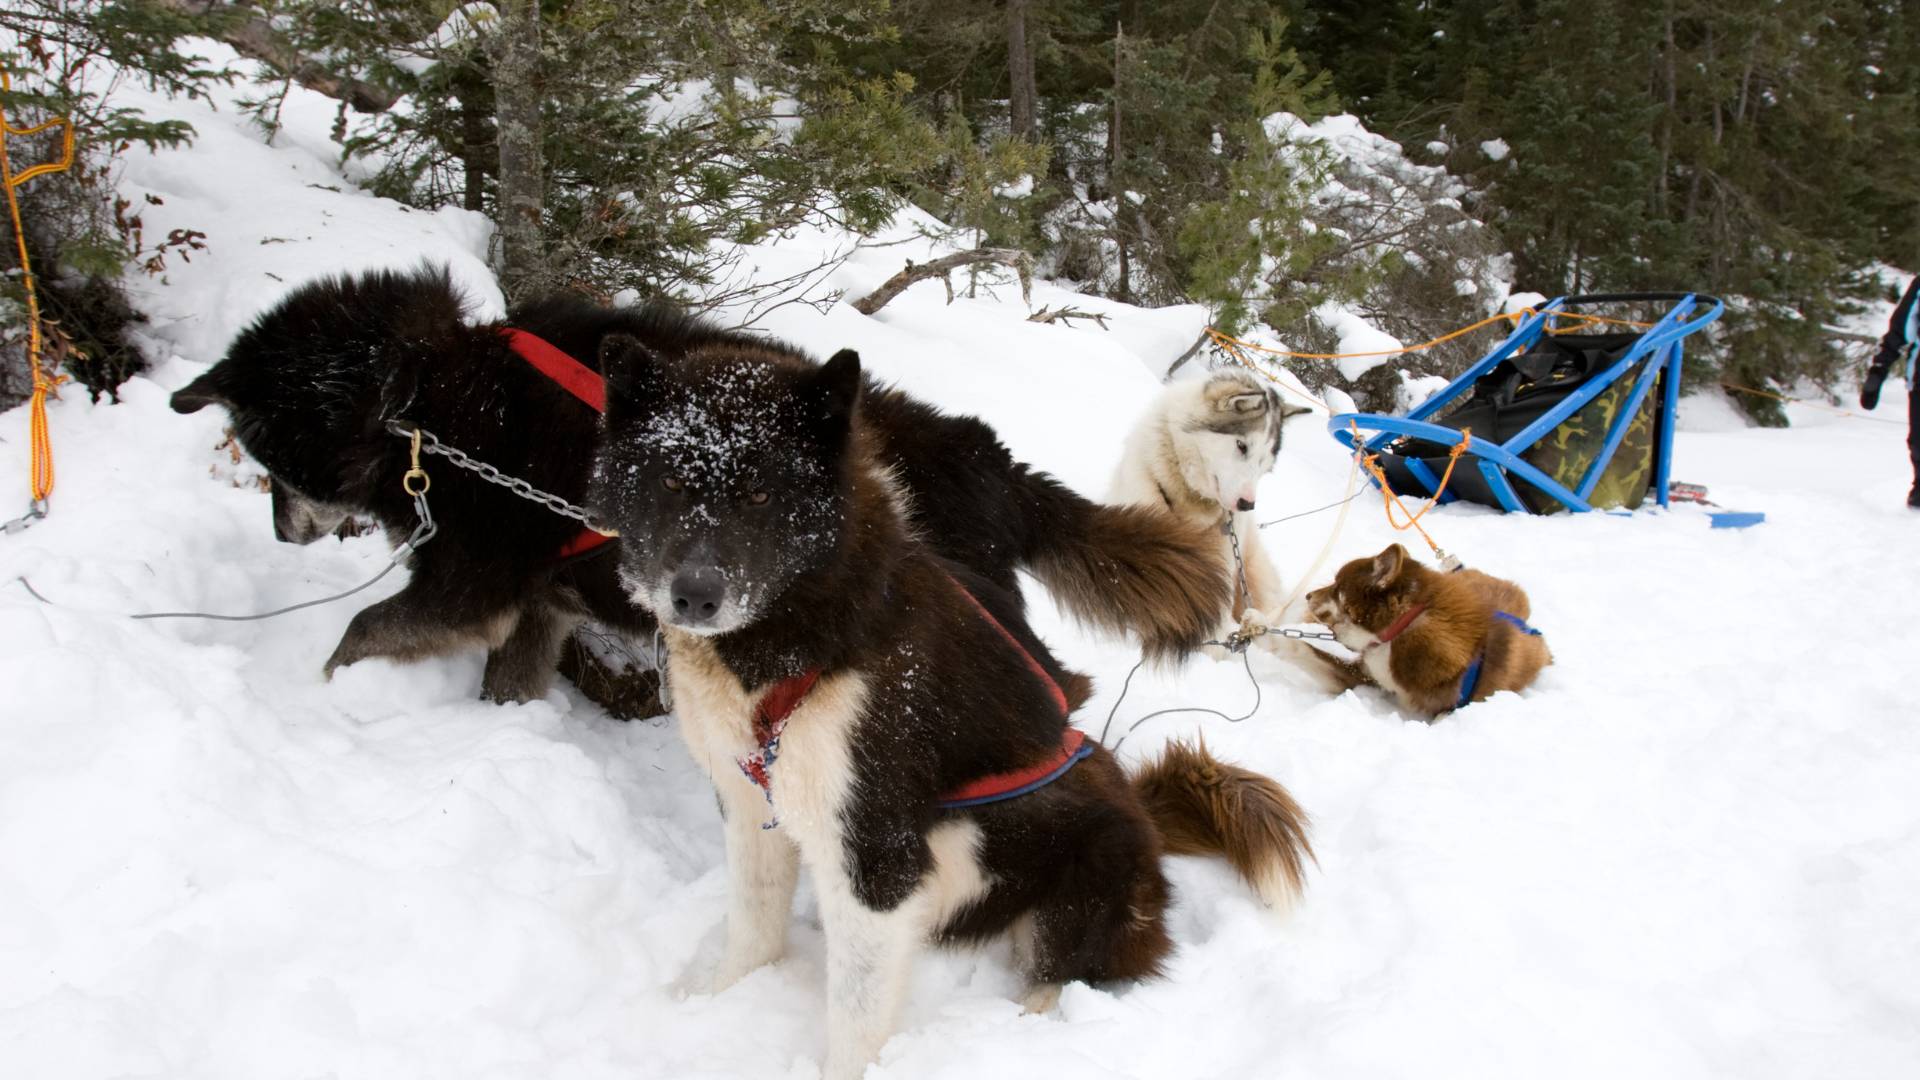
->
(1909, 380, 1919, 505)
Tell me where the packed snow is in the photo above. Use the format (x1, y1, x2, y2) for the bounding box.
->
(3, 53, 1918, 1080)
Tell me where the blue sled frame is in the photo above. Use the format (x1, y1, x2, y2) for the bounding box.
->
(1328, 292, 1725, 516)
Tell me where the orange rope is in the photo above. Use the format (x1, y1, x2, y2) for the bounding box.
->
(1, 72, 76, 515)
(1349, 419, 1467, 560)
(1205, 308, 1655, 364)
(1719, 381, 1905, 426)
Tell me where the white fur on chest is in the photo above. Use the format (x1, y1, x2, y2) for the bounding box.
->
(668, 629, 994, 1080)
(1359, 640, 1404, 697)
(662, 629, 864, 852)
(1330, 621, 1408, 701)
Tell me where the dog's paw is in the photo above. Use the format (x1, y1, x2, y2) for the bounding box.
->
(1020, 982, 1063, 1015)
(711, 948, 780, 993)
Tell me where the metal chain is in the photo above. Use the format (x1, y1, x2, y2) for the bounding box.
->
(386, 420, 618, 536)
(1216, 511, 1339, 651)
(1222, 514, 1251, 602)
(1217, 625, 1339, 654)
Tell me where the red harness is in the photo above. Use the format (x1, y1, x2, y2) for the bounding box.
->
(731, 578, 1091, 815)
(499, 328, 615, 560)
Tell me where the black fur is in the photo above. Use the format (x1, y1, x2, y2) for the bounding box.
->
(590, 337, 1176, 977)
(172, 267, 640, 702)
(173, 265, 1212, 703)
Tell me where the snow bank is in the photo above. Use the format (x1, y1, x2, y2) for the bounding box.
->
(2, 58, 1918, 1080)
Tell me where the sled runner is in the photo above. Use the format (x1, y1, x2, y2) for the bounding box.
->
(1329, 293, 1757, 525)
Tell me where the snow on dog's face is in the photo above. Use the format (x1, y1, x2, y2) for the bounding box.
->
(589, 333, 861, 635)
(1178, 369, 1307, 513)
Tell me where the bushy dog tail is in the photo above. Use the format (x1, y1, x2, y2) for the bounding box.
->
(1026, 498, 1229, 665)
(1131, 736, 1312, 910)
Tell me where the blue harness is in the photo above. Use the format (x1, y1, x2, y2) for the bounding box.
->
(1455, 611, 1543, 709)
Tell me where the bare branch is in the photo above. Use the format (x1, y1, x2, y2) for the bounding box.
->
(850, 248, 1033, 316)
(1027, 305, 1110, 329)
(151, 0, 403, 113)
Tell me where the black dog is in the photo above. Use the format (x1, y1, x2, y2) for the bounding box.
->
(171, 266, 1226, 703)
(586, 334, 1312, 1078)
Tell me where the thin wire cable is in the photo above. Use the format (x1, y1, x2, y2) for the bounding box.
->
(1097, 650, 1265, 753)
(1258, 490, 1366, 529)
(132, 498, 436, 621)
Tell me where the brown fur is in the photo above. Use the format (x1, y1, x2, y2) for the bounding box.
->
(1302, 544, 1552, 718)
(1031, 504, 1230, 665)
(1132, 736, 1314, 909)
(555, 636, 665, 721)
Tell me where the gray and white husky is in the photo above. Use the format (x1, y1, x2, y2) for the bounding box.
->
(1110, 366, 1312, 650)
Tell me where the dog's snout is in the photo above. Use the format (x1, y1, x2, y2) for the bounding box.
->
(1236, 497, 1256, 512)
(669, 568, 726, 624)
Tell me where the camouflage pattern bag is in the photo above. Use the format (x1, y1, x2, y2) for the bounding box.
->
(1382, 332, 1658, 513)
(1514, 358, 1657, 512)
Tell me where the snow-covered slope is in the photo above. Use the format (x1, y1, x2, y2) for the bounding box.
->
(3, 60, 1917, 1080)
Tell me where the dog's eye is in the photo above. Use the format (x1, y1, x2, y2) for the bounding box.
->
(748, 491, 769, 505)
(662, 476, 683, 492)
(1235, 440, 1248, 455)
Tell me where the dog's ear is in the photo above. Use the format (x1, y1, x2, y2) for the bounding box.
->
(598, 333, 666, 416)
(170, 371, 231, 414)
(803, 348, 862, 433)
(1223, 391, 1269, 415)
(1277, 396, 1312, 420)
(1371, 543, 1407, 586)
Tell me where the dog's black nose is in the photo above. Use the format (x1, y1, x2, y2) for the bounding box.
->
(1236, 498, 1256, 511)
(669, 568, 726, 623)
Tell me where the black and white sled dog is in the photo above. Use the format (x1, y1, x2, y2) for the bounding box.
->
(170, 266, 1227, 703)
(587, 336, 1314, 1079)
(1110, 366, 1312, 654)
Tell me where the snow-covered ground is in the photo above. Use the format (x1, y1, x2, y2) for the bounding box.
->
(3, 57, 1918, 1080)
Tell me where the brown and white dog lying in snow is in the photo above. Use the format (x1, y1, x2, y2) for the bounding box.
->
(1300, 544, 1552, 718)
(1109, 367, 1312, 654)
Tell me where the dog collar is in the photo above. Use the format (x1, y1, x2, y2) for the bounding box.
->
(1369, 603, 1426, 648)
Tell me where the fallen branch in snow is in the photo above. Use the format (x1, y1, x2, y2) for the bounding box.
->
(1027, 305, 1109, 329)
(1164, 329, 1212, 376)
(850, 248, 1032, 315)
(152, 0, 404, 114)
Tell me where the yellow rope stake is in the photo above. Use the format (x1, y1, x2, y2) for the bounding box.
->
(1, 72, 76, 521)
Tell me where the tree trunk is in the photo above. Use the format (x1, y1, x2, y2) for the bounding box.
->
(1112, 21, 1128, 302)
(452, 56, 492, 214)
(1008, 0, 1037, 142)
(491, 0, 544, 299)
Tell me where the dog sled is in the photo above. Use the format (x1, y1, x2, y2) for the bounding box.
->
(1329, 292, 1760, 526)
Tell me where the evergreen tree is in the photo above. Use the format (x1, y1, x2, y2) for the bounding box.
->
(244, 0, 980, 304)
(1315, 0, 1920, 423)
(1, 1, 234, 401)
